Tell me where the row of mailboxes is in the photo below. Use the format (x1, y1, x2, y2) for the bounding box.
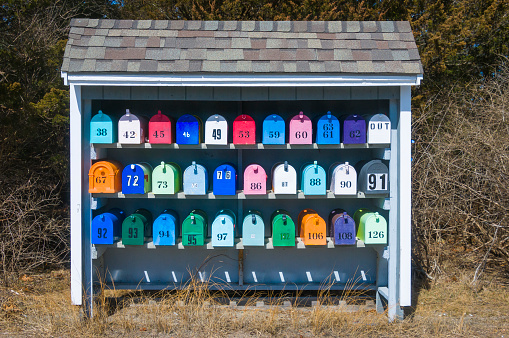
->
(91, 208, 387, 246)
(89, 159, 389, 196)
(90, 110, 391, 145)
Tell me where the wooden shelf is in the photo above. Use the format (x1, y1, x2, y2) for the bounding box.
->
(92, 143, 390, 150)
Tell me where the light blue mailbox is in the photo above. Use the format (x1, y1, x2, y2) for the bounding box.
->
(262, 114, 285, 144)
(121, 163, 152, 194)
(183, 161, 208, 195)
(153, 209, 179, 246)
(176, 114, 200, 144)
(211, 209, 236, 247)
(213, 164, 237, 195)
(91, 208, 125, 244)
(242, 210, 265, 246)
(315, 111, 340, 144)
(90, 110, 116, 144)
(301, 161, 326, 195)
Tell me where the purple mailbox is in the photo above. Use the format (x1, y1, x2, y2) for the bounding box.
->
(342, 115, 366, 144)
(329, 208, 356, 245)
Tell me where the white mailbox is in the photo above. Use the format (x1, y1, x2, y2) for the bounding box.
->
(271, 161, 297, 194)
(204, 114, 228, 145)
(118, 109, 147, 144)
(367, 114, 391, 144)
(330, 162, 357, 195)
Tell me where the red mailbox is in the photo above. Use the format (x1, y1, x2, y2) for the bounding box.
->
(233, 115, 256, 144)
(148, 110, 173, 144)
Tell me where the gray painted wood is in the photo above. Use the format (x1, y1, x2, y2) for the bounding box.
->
(242, 87, 269, 101)
(378, 87, 399, 100)
(159, 87, 186, 100)
(103, 86, 131, 100)
(82, 86, 103, 100)
(296, 87, 323, 100)
(352, 87, 378, 100)
(269, 87, 296, 100)
(186, 87, 214, 100)
(214, 87, 241, 101)
(324, 87, 350, 100)
(131, 86, 158, 100)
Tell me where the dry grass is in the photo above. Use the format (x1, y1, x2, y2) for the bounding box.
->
(1, 269, 508, 337)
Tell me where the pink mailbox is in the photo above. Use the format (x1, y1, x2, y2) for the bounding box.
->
(288, 112, 312, 144)
(243, 164, 267, 195)
(148, 110, 173, 144)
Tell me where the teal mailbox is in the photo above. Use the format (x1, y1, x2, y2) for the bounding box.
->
(301, 161, 326, 195)
(242, 210, 265, 246)
(153, 209, 179, 246)
(90, 110, 116, 144)
(211, 209, 236, 247)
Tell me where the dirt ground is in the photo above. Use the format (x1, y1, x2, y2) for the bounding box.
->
(1, 268, 508, 337)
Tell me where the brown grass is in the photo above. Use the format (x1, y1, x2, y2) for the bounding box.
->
(1, 269, 508, 337)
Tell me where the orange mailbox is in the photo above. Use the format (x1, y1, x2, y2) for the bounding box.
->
(298, 209, 327, 245)
(89, 160, 123, 193)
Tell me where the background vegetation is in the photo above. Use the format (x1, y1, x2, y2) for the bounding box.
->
(0, 0, 508, 285)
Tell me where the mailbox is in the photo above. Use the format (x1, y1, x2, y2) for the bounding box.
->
(213, 164, 237, 195)
(329, 209, 356, 245)
(330, 162, 357, 195)
(204, 114, 228, 145)
(90, 110, 116, 144)
(315, 111, 340, 144)
(298, 209, 327, 245)
(243, 164, 266, 195)
(122, 209, 153, 245)
(242, 210, 265, 246)
(211, 209, 236, 247)
(183, 161, 208, 195)
(118, 109, 147, 144)
(357, 160, 389, 195)
(262, 114, 285, 144)
(176, 114, 201, 144)
(152, 162, 181, 194)
(271, 210, 296, 246)
(342, 114, 366, 144)
(272, 161, 297, 194)
(148, 110, 173, 144)
(233, 114, 256, 144)
(353, 208, 387, 244)
(289, 112, 312, 144)
(182, 209, 208, 246)
(122, 163, 152, 194)
(301, 161, 326, 195)
(88, 160, 123, 193)
(91, 208, 125, 244)
(366, 114, 391, 144)
(153, 209, 179, 246)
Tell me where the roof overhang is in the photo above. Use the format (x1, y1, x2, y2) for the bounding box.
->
(61, 72, 422, 87)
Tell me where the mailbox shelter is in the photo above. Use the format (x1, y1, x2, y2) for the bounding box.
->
(91, 209, 125, 245)
(148, 110, 173, 144)
(204, 114, 228, 145)
(122, 163, 152, 194)
(151, 162, 181, 194)
(272, 161, 297, 194)
(153, 210, 179, 246)
(213, 164, 237, 195)
(211, 209, 236, 247)
(329, 209, 356, 245)
(64, 19, 421, 319)
(315, 111, 340, 144)
(366, 114, 391, 144)
(262, 114, 285, 144)
(90, 110, 116, 143)
(330, 162, 357, 195)
(242, 211, 265, 246)
(233, 114, 256, 144)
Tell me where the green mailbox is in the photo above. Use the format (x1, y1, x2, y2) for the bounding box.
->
(152, 161, 181, 194)
(182, 209, 208, 246)
(121, 209, 153, 245)
(271, 210, 296, 247)
(353, 208, 387, 244)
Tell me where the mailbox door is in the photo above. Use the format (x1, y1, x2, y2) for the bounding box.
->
(330, 211, 356, 245)
(367, 114, 391, 144)
(358, 160, 389, 195)
(364, 213, 387, 244)
(89, 160, 122, 193)
(302, 163, 326, 195)
(272, 214, 296, 246)
(315, 112, 340, 144)
(242, 212, 265, 246)
(342, 115, 366, 144)
(183, 162, 208, 195)
(176, 114, 200, 144)
(152, 162, 180, 194)
(90, 111, 116, 143)
(289, 112, 312, 144)
(182, 211, 207, 246)
(331, 162, 357, 195)
(272, 163, 297, 194)
(301, 214, 327, 245)
(204, 114, 228, 145)
(122, 163, 151, 194)
(211, 214, 235, 247)
(262, 114, 285, 144)
(149, 111, 173, 144)
(118, 110, 146, 144)
(233, 115, 256, 144)
(122, 215, 145, 245)
(153, 211, 178, 245)
(243, 164, 266, 195)
(213, 164, 237, 195)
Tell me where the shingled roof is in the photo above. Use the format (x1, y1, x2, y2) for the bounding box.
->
(62, 19, 422, 75)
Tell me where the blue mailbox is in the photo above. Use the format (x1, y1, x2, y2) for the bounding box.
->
(153, 209, 179, 246)
(342, 114, 366, 144)
(315, 111, 340, 144)
(262, 114, 285, 144)
(213, 163, 237, 195)
(91, 208, 125, 244)
(121, 163, 152, 194)
(90, 110, 116, 144)
(242, 210, 265, 246)
(211, 209, 236, 247)
(183, 161, 208, 195)
(301, 161, 326, 195)
(176, 114, 201, 144)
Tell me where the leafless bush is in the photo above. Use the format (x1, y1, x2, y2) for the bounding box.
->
(412, 58, 509, 281)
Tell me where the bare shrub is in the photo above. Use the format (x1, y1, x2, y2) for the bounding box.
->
(412, 58, 509, 282)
